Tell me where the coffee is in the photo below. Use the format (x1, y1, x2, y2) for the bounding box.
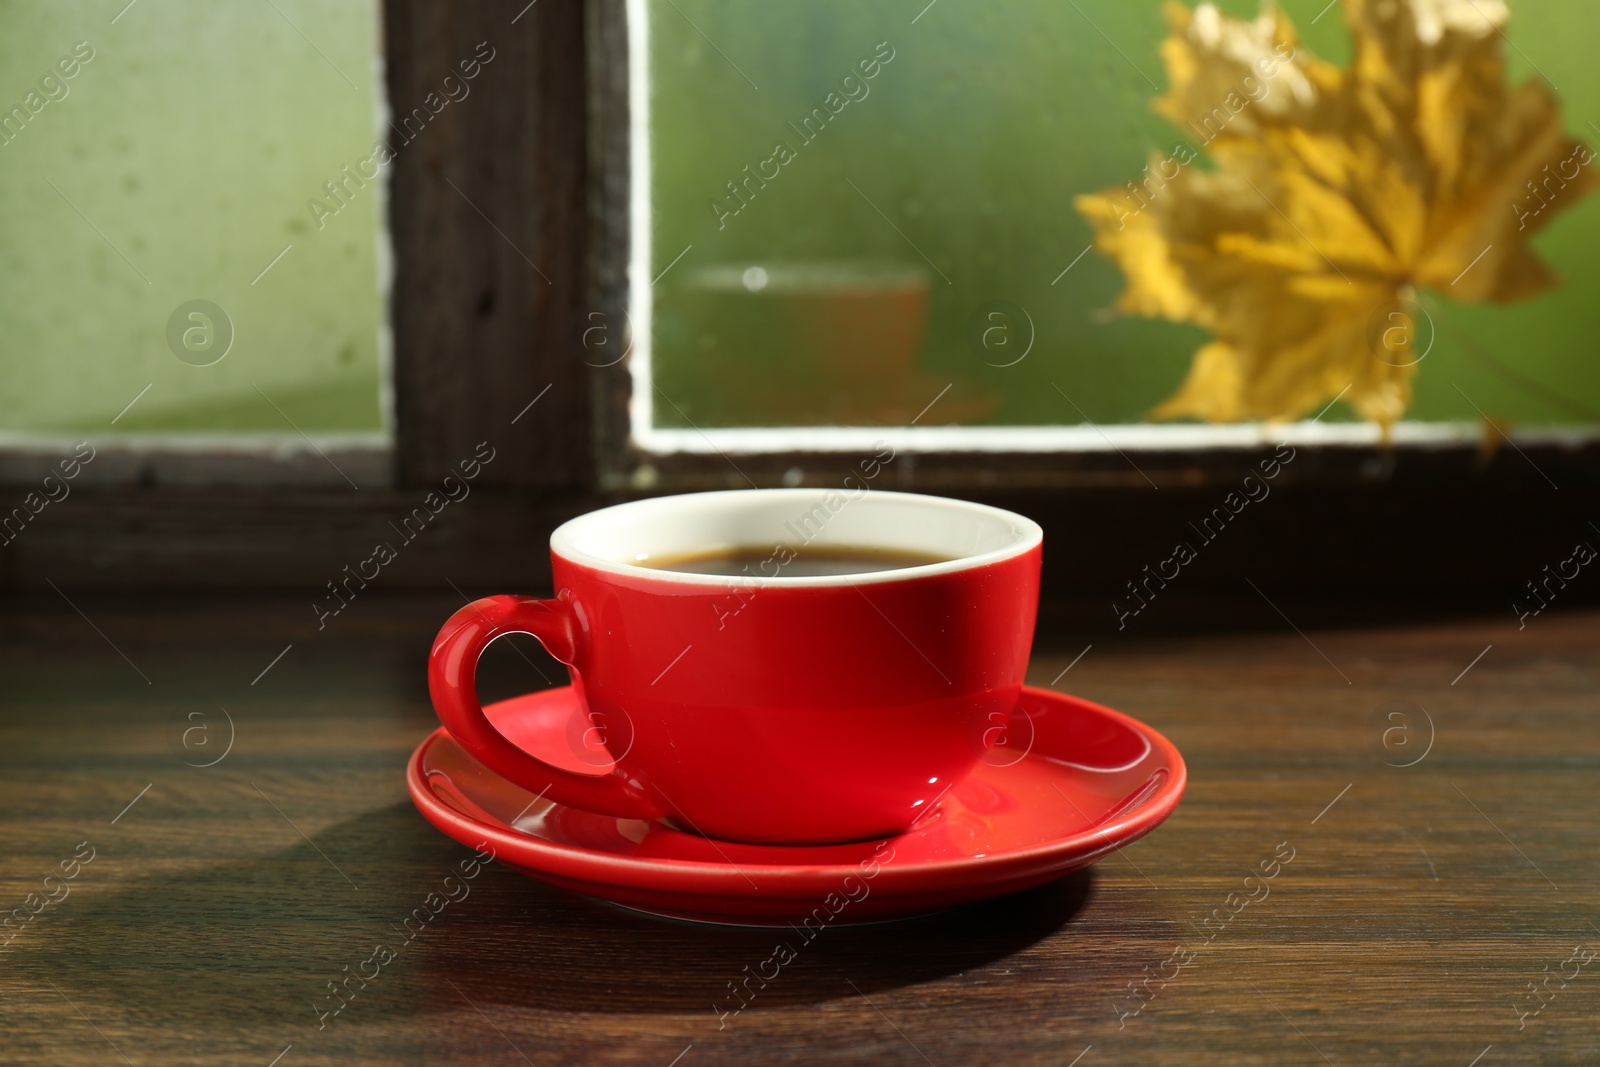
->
(642, 544, 954, 577)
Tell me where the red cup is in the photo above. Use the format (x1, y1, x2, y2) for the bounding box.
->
(429, 489, 1042, 846)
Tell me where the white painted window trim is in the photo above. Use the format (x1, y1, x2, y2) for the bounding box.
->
(632, 421, 1600, 456)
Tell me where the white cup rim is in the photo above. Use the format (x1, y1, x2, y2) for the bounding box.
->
(550, 488, 1042, 588)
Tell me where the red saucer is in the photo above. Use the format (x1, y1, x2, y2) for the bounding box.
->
(407, 685, 1185, 924)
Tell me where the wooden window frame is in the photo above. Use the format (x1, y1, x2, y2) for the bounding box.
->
(2, 0, 1595, 625)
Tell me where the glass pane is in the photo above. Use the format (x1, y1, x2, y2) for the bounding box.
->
(642, 0, 1600, 432)
(0, 0, 385, 435)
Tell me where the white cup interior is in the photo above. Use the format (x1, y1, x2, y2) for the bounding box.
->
(551, 489, 1042, 586)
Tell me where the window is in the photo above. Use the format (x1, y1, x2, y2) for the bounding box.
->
(624, 0, 1600, 466)
(4, 0, 1591, 597)
(0, 1, 387, 484)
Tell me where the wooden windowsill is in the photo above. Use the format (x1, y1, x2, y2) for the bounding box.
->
(1, 594, 1593, 1063)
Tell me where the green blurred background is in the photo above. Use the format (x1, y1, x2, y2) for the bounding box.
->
(0, 0, 384, 434)
(1, 0, 1595, 435)
(647, 0, 1600, 428)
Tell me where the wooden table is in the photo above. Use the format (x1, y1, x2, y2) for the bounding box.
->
(3, 594, 1597, 1065)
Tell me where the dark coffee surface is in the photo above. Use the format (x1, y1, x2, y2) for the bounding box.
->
(641, 544, 953, 577)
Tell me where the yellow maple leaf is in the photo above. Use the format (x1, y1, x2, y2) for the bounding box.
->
(1075, 0, 1597, 427)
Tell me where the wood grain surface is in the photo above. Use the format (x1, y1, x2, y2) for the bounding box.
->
(384, 0, 593, 491)
(1, 594, 1596, 1065)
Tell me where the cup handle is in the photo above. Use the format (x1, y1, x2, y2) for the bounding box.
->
(428, 595, 662, 820)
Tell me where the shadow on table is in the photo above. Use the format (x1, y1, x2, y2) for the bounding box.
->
(439, 865, 1096, 1015)
(13, 800, 1098, 1035)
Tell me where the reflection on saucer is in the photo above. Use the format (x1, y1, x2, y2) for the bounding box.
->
(409, 686, 1185, 925)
